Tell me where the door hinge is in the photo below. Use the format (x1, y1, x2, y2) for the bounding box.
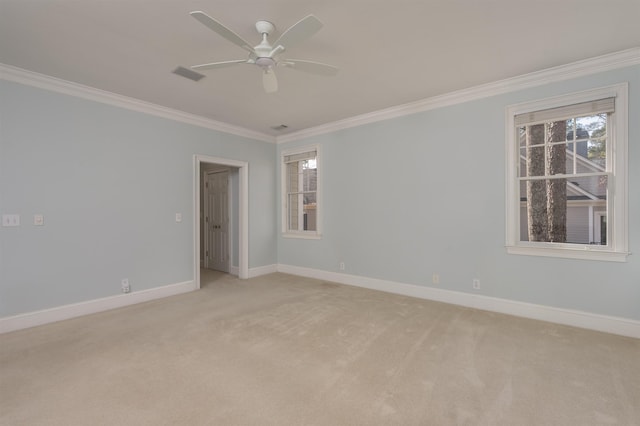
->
(205, 182, 208, 188)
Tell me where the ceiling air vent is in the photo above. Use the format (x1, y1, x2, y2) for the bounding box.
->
(271, 124, 289, 131)
(173, 66, 205, 82)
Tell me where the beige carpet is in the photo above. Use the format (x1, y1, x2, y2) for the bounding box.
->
(1, 271, 639, 425)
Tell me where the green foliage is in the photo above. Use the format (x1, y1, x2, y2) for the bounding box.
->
(587, 115, 607, 163)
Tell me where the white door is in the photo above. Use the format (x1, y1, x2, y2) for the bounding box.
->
(204, 170, 230, 272)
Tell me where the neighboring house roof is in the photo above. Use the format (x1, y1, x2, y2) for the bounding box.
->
(519, 149, 606, 202)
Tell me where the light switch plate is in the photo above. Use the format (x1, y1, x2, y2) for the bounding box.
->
(2, 214, 20, 227)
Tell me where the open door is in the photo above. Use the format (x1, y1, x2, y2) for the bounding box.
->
(204, 170, 230, 272)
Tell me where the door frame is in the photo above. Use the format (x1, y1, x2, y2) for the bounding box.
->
(194, 155, 249, 288)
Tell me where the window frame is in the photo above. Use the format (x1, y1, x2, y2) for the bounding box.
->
(281, 144, 322, 239)
(505, 83, 629, 262)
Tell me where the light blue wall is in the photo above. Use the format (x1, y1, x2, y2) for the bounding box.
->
(2, 64, 638, 322)
(277, 65, 640, 321)
(0, 80, 276, 317)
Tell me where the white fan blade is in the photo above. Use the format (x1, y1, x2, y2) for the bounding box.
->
(191, 60, 247, 71)
(190, 11, 255, 54)
(280, 59, 338, 76)
(263, 69, 278, 93)
(274, 15, 322, 50)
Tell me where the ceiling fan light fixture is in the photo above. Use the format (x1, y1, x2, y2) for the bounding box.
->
(255, 57, 276, 69)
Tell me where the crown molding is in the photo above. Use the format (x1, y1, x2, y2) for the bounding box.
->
(276, 47, 640, 144)
(0, 63, 276, 144)
(3, 47, 638, 146)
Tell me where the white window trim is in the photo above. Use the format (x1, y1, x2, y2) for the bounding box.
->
(505, 83, 629, 262)
(281, 144, 322, 239)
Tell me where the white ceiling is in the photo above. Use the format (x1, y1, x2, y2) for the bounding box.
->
(1, 0, 639, 138)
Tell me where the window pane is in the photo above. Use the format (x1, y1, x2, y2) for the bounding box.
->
(565, 145, 575, 174)
(304, 192, 316, 204)
(302, 165, 317, 192)
(575, 140, 589, 160)
(303, 158, 317, 169)
(303, 195, 317, 231)
(599, 215, 607, 245)
(576, 114, 605, 138)
(547, 142, 566, 176)
(519, 177, 608, 244)
(287, 163, 299, 193)
(523, 145, 545, 177)
(288, 193, 300, 231)
(568, 120, 590, 142)
(518, 127, 526, 148)
(588, 138, 606, 168)
(565, 118, 575, 140)
(581, 113, 607, 168)
(520, 119, 607, 178)
(569, 174, 608, 200)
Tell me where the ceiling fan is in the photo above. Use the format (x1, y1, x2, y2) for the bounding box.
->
(189, 11, 338, 93)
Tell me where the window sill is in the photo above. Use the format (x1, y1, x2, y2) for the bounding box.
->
(282, 232, 322, 240)
(506, 245, 629, 262)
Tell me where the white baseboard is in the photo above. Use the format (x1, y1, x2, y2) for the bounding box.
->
(277, 264, 640, 339)
(248, 264, 278, 278)
(204, 265, 270, 278)
(0, 280, 196, 334)
(5, 267, 637, 339)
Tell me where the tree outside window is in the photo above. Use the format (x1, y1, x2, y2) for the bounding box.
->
(506, 84, 628, 261)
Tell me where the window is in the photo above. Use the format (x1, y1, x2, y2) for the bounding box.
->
(282, 146, 321, 238)
(505, 84, 628, 261)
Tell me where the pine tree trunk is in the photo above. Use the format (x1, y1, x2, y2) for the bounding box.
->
(526, 124, 547, 241)
(546, 121, 567, 242)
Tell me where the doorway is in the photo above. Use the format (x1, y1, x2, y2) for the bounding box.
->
(194, 155, 249, 289)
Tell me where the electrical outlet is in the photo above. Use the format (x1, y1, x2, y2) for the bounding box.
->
(432, 273, 440, 284)
(472, 278, 480, 290)
(121, 278, 130, 293)
(339, 262, 345, 271)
